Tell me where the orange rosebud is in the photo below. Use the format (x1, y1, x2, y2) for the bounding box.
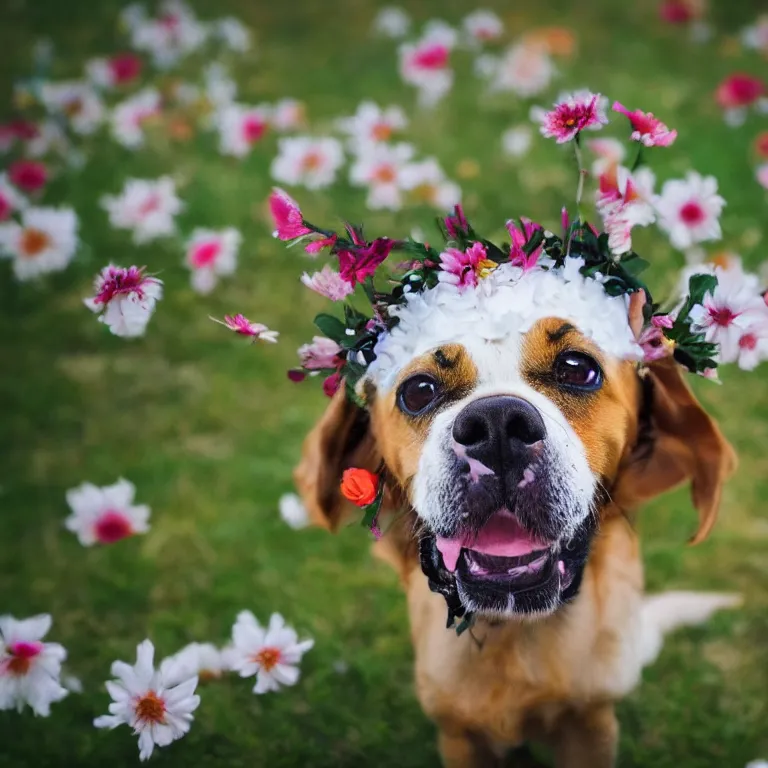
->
(340, 468, 379, 507)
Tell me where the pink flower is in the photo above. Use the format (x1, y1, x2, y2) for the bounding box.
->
(269, 187, 312, 240)
(337, 238, 396, 286)
(539, 91, 608, 144)
(506, 218, 543, 271)
(298, 337, 343, 370)
(304, 234, 337, 255)
(211, 314, 279, 342)
(716, 74, 765, 109)
(8, 160, 48, 193)
(444, 204, 469, 238)
(301, 265, 354, 301)
(757, 163, 768, 191)
(659, 0, 695, 24)
(110, 53, 142, 84)
(597, 166, 656, 254)
(735, 324, 768, 371)
(637, 326, 672, 362)
(323, 371, 343, 397)
(612, 102, 677, 147)
(651, 314, 675, 329)
(438, 241, 495, 290)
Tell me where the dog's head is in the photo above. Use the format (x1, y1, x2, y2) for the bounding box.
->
(294, 272, 736, 621)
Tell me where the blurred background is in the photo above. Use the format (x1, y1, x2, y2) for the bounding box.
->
(0, 0, 767, 765)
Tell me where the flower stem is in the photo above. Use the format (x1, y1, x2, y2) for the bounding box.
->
(573, 134, 587, 222)
(630, 144, 644, 172)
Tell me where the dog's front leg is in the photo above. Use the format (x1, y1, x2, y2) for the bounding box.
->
(552, 703, 618, 768)
(437, 725, 501, 768)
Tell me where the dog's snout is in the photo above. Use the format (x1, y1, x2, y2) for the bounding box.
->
(452, 396, 546, 472)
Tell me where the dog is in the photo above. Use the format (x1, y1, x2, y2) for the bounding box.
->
(293, 311, 738, 767)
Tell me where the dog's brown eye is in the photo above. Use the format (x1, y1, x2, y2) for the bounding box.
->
(554, 352, 603, 391)
(398, 374, 441, 415)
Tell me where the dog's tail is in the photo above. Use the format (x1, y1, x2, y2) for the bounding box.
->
(640, 591, 742, 667)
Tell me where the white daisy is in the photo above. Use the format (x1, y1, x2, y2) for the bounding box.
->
(228, 611, 313, 695)
(741, 16, 768, 53)
(0, 173, 28, 220)
(0, 206, 78, 281)
(184, 227, 241, 294)
(462, 10, 504, 46)
(656, 172, 726, 250)
(101, 177, 182, 244)
(65, 478, 151, 545)
(129, 1, 207, 69)
(39, 80, 104, 135)
(94, 640, 200, 762)
(203, 63, 237, 111)
(167, 643, 228, 680)
(501, 125, 532, 158)
(110, 88, 162, 149)
(84, 265, 163, 338)
(336, 101, 408, 150)
(215, 17, 251, 52)
(279, 493, 309, 530)
(271, 99, 306, 131)
(349, 142, 415, 210)
(215, 103, 271, 158)
(372, 7, 411, 38)
(24, 120, 70, 159)
(400, 158, 461, 210)
(0, 614, 68, 717)
(489, 42, 556, 97)
(270, 136, 344, 190)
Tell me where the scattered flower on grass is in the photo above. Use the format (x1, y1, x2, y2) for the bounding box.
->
(612, 101, 677, 147)
(0, 206, 78, 281)
(94, 639, 200, 762)
(462, 10, 504, 46)
(210, 314, 279, 342)
(101, 176, 182, 244)
(485, 41, 555, 96)
(215, 16, 251, 52)
(184, 227, 241, 294)
(586, 137, 626, 175)
(167, 643, 229, 681)
(301, 265, 355, 301)
(0, 614, 68, 716)
(741, 16, 768, 55)
(279, 493, 310, 530)
(372, 6, 411, 38)
(400, 158, 461, 210)
(756, 163, 768, 190)
(271, 136, 344, 190)
(538, 90, 608, 143)
(655, 171, 725, 250)
(501, 125, 532, 157)
(271, 99, 306, 131)
(111, 88, 162, 149)
(336, 102, 408, 149)
(228, 612, 314, 694)
(8, 160, 48, 194)
(716, 73, 765, 127)
(349, 142, 414, 210)
(86, 53, 142, 89)
(0, 173, 28, 220)
(399, 26, 456, 107)
(40, 80, 104, 135)
(215, 103, 270, 157)
(65, 478, 151, 545)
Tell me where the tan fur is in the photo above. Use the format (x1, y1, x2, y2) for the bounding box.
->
(294, 320, 736, 767)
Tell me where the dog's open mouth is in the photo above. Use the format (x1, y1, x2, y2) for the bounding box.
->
(436, 509, 568, 594)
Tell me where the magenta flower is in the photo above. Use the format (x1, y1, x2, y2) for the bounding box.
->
(269, 187, 312, 240)
(301, 265, 355, 301)
(651, 314, 675, 329)
(612, 102, 677, 147)
(438, 241, 495, 291)
(444, 204, 469, 238)
(715, 74, 765, 109)
(539, 91, 608, 144)
(298, 337, 343, 370)
(337, 238, 396, 286)
(304, 234, 337, 255)
(9, 160, 48, 193)
(322, 370, 343, 398)
(210, 314, 279, 342)
(506, 218, 543, 272)
(637, 326, 672, 362)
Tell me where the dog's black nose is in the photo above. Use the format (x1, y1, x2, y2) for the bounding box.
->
(452, 396, 546, 475)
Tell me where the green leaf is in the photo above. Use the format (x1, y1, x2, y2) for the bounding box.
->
(314, 313, 347, 342)
(621, 256, 650, 276)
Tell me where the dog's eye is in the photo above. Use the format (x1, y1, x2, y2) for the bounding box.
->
(398, 374, 441, 415)
(553, 352, 603, 391)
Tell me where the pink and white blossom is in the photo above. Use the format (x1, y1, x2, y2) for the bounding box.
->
(184, 228, 241, 294)
(40, 80, 105, 135)
(101, 177, 182, 244)
(336, 102, 408, 149)
(94, 639, 201, 761)
(539, 90, 608, 143)
(84, 264, 163, 338)
(298, 336, 343, 370)
(0, 614, 68, 716)
(86, 53, 142, 89)
(585, 137, 626, 176)
(612, 101, 677, 147)
(399, 26, 456, 107)
(372, 7, 411, 38)
(215, 103, 271, 157)
(439, 241, 495, 291)
(486, 42, 555, 97)
(0, 206, 78, 281)
(301, 265, 355, 301)
(269, 187, 312, 241)
(716, 73, 765, 127)
(400, 158, 461, 210)
(270, 136, 344, 190)
(656, 172, 725, 250)
(271, 99, 306, 131)
(65, 478, 151, 545)
(110, 88, 162, 149)
(0, 173, 28, 221)
(597, 166, 656, 254)
(211, 314, 279, 342)
(349, 142, 415, 210)
(462, 10, 504, 46)
(228, 611, 314, 695)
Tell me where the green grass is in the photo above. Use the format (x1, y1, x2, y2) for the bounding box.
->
(1, 0, 767, 766)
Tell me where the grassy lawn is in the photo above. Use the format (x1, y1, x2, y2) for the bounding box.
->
(1, 0, 767, 766)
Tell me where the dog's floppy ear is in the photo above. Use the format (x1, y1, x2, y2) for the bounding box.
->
(613, 358, 737, 544)
(293, 387, 381, 530)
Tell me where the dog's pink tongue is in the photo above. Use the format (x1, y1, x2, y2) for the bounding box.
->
(436, 511, 550, 573)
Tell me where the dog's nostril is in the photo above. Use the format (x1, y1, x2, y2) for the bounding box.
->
(506, 412, 544, 445)
(452, 414, 488, 447)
